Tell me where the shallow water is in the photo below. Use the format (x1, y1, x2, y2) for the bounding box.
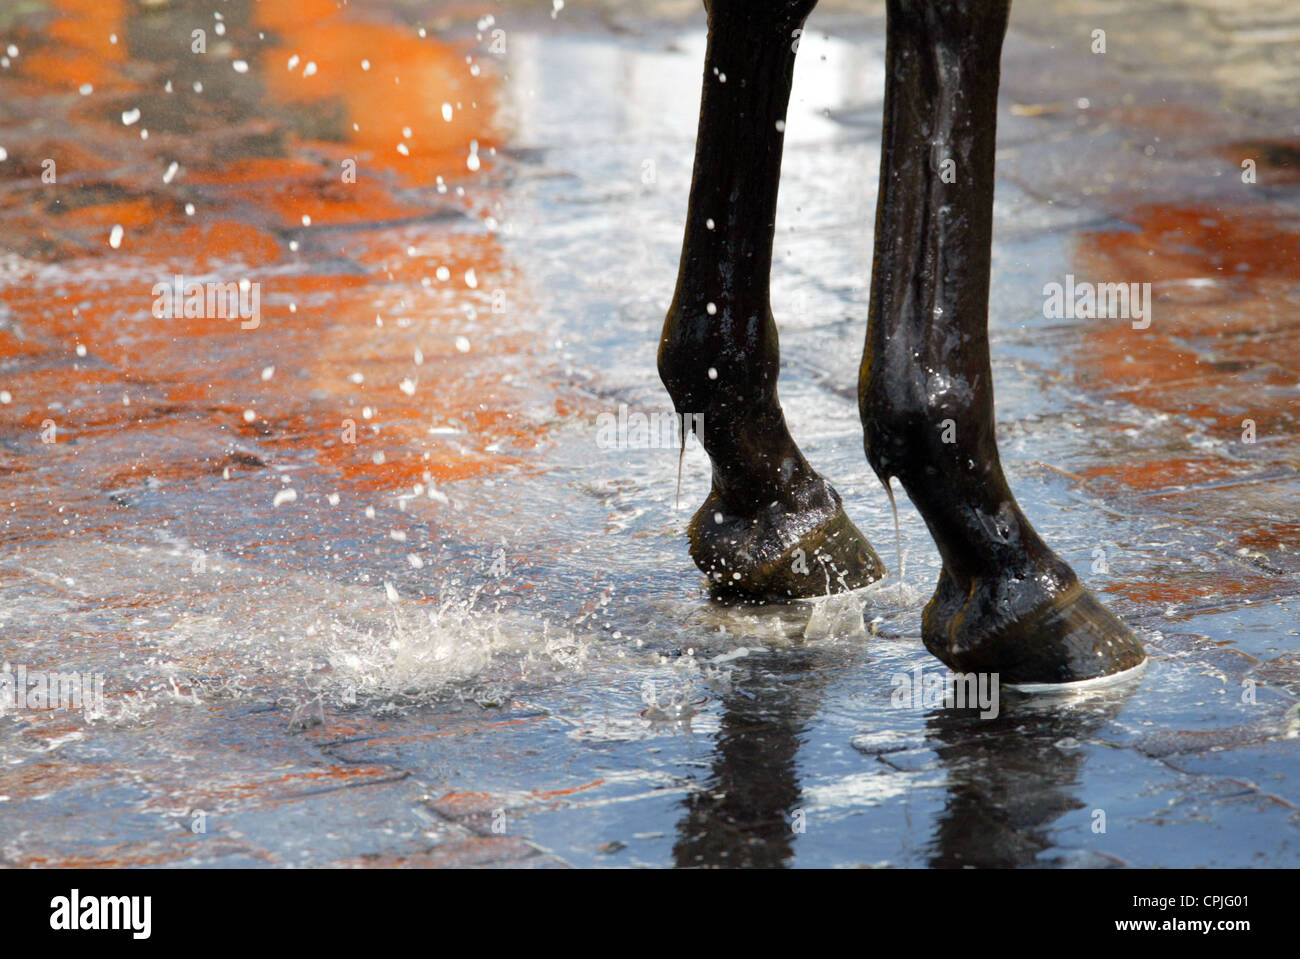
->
(1, 0, 1298, 867)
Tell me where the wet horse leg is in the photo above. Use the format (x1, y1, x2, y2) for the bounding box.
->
(860, 0, 1145, 682)
(660, 0, 884, 599)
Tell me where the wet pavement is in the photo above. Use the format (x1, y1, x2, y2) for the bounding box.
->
(0, 0, 1297, 867)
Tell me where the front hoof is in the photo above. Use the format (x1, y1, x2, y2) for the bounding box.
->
(687, 486, 885, 601)
(923, 573, 1146, 685)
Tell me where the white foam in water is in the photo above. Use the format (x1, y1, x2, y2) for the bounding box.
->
(803, 592, 868, 641)
(321, 585, 591, 701)
(799, 574, 929, 642)
(3, 540, 601, 717)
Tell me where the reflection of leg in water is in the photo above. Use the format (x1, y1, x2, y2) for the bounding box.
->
(672, 648, 826, 868)
(925, 692, 1131, 868)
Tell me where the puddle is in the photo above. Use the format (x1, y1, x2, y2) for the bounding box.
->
(1, 0, 1297, 867)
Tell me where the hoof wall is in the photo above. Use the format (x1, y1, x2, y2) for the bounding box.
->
(924, 578, 1147, 685)
(689, 489, 885, 601)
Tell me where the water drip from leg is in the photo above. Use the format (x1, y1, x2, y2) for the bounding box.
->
(882, 475, 904, 595)
(676, 412, 687, 511)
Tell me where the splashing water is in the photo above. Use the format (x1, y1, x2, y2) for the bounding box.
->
(321, 583, 592, 706)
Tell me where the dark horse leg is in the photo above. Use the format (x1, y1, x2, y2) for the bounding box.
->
(860, 0, 1146, 683)
(660, 0, 885, 600)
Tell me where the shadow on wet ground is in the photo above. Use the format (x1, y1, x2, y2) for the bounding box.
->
(0, 0, 1297, 867)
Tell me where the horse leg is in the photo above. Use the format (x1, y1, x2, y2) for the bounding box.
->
(859, 0, 1145, 683)
(660, 0, 885, 600)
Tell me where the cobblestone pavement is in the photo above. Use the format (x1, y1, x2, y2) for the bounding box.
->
(0, 0, 1296, 867)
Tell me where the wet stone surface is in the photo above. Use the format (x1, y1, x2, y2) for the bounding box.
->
(0, 1, 1297, 866)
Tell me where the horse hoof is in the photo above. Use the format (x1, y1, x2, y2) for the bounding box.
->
(922, 572, 1146, 685)
(687, 481, 885, 601)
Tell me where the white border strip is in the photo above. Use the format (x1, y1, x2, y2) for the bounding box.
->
(1007, 656, 1149, 694)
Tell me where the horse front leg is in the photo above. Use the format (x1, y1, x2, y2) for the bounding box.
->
(660, 0, 885, 600)
(859, 0, 1145, 683)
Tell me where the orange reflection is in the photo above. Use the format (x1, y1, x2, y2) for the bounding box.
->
(18, 0, 127, 93)
(1072, 202, 1300, 607)
(255, 0, 498, 187)
(0, 0, 576, 522)
(1074, 204, 1300, 441)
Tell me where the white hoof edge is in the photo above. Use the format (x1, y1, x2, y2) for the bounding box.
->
(1006, 656, 1148, 695)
